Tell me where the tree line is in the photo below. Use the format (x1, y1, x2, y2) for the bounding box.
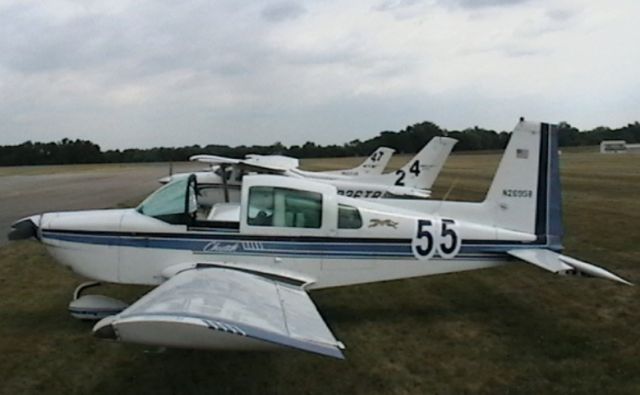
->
(1, 120, 639, 166)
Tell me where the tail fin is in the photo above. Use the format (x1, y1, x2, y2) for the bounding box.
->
(392, 137, 457, 190)
(341, 147, 395, 176)
(484, 120, 563, 249)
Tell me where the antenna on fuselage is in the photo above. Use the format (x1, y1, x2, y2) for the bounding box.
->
(434, 178, 459, 214)
(443, 178, 459, 202)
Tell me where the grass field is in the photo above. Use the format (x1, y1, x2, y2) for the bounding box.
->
(1, 151, 639, 395)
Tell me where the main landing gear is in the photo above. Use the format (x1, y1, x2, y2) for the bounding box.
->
(68, 281, 129, 320)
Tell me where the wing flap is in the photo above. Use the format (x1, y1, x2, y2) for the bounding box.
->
(94, 268, 344, 358)
(508, 248, 632, 285)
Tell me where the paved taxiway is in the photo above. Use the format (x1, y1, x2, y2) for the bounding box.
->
(0, 163, 202, 245)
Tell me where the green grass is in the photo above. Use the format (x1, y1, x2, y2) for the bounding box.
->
(1, 151, 639, 394)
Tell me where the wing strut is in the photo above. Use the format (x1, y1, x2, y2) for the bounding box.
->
(220, 163, 230, 203)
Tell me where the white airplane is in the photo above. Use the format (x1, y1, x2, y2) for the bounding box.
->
(312, 146, 396, 177)
(8, 119, 631, 360)
(161, 147, 393, 185)
(249, 146, 397, 177)
(163, 138, 456, 204)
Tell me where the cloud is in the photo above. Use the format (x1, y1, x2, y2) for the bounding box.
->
(0, 0, 638, 149)
(373, 0, 423, 12)
(545, 7, 579, 22)
(443, 0, 531, 9)
(261, 2, 306, 22)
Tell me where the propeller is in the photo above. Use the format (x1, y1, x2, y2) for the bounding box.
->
(8, 218, 39, 241)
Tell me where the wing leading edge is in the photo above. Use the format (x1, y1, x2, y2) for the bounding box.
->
(93, 268, 345, 359)
(190, 154, 291, 174)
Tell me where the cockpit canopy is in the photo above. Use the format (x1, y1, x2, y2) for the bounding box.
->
(136, 173, 364, 232)
(137, 174, 198, 224)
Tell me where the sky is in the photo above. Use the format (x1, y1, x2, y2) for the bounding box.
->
(0, 0, 638, 149)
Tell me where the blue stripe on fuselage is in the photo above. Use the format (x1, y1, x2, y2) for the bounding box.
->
(41, 229, 547, 259)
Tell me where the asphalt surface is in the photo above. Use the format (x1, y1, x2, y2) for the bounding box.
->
(0, 163, 203, 246)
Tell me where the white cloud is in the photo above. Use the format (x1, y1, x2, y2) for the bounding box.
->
(0, 0, 638, 149)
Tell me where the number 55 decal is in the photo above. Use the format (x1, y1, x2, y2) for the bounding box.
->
(411, 218, 461, 260)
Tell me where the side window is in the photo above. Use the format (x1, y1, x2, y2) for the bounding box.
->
(248, 187, 322, 228)
(234, 168, 245, 182)
(248, 186, 275, 226)
(338, 204, 362, 229)
(281, 189, 322, 228)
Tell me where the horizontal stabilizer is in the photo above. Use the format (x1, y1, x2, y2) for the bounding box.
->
(93, 268, 344, 358)
(386, 186, 431, 198)
(508, 249, 632, 285)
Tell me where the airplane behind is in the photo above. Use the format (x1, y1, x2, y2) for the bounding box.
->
(169, 137, 456, 204)
(288, 137, 457, 198)
(9, 119, 630, 360)
(318, 146, 395, 177)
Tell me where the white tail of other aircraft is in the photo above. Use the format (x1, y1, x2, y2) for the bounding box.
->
(330, 147, 395, 176)
(376, 137, 457, 190)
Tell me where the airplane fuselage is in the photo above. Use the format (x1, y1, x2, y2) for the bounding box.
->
(34, 196, 536, 290)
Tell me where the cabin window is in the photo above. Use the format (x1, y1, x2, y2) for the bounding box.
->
(338, 204, 362, 229)
(248, 186, 322, 228)
(234, 168, 246, 182)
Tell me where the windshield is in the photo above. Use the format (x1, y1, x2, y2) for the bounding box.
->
(137, 175, 197, 224)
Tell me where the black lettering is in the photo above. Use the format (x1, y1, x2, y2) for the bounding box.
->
(395, 170, 406, 186)
(410, 160, 421, 176)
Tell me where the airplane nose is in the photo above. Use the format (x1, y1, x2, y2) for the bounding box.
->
(8, 218, 39, 241)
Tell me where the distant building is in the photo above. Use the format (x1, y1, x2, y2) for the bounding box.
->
(600, 140, 640, 153)
(628, 144, 640, 153)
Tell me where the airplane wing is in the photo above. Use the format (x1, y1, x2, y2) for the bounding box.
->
(508, 249, 632, 285)
(190, 154, 242, 165)
(190, 154, 290, 174)
(245, 154, 300, 170)
(93, 267, 345, 359)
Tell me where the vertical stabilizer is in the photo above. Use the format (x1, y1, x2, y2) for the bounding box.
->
(342, 147, 395, 176)
(393, 137, 457, 190)
(484, 120, 563, 248)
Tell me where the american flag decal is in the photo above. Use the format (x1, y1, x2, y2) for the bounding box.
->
(516, 149, 529, 159)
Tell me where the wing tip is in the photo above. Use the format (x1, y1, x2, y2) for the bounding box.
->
(93, 317, 118, 340)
